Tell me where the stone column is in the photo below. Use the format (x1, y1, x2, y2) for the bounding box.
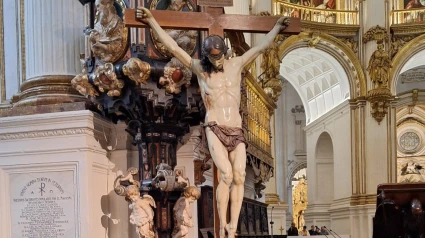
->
(14, 0, 86, 107)
(348, 1, 396, 237)
(274, 83, 287, 203)
(264, 114, 279, 203)
(360, 0, 396, 194)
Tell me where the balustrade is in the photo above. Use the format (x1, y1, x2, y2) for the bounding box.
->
(273, 0, 359, 25)
(391, 8, 425, 25)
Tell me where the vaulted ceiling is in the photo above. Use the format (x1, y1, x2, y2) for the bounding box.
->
(280, 48, 350, 124)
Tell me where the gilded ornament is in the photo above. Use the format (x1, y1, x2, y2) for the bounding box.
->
(390, 36, 415, 59)
(123, 58, 151, 85)
(341, 37, 358, 53)
(367, 87, 393, 124)
(261, 35, 283, 101)
(292, 178, 308, 229)
(307, 32, 321, 48)
(150, 0, 198, 58)
(363, 25, 388, 43)
(93, 63, 125, 97)
(71, 74, 99, 97)
(159, 57, 192, 94)
(87, 0, 128, 63)
(367, 43, 392, 89)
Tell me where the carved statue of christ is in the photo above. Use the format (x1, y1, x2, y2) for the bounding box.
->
(136, 7, 289, 238)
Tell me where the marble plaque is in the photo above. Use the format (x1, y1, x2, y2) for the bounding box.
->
(10, 171, 76, 238)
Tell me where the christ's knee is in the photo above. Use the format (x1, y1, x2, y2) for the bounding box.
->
(220, 172, 233, 186)
(233, 170, 246, 186)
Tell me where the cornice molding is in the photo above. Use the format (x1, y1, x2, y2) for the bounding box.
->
(0, 128, 94, 141)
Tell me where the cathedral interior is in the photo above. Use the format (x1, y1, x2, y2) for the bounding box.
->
(0, 0, 425, 237)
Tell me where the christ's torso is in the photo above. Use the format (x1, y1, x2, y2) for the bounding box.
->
(194, 58, 243, 128)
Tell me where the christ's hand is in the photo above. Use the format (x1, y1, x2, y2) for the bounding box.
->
(276, 17, 290, 31)
(136, 7, 153, 24)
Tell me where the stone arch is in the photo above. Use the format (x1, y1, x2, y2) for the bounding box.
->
(288, 161, 308, 188)
(391, 34, 425, 95)
(278, 32, 363, 123)
(279, 32, 367, 98)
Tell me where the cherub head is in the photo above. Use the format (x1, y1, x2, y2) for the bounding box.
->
(127, 185, 141, 203)
(183, 186, 201, 203)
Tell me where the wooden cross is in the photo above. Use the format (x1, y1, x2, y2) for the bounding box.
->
(124, 5, 301, 237)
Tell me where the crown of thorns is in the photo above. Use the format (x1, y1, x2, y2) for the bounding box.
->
(202, 35, 228, 60)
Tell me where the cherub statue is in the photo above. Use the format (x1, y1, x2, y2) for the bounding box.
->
(127, 185, 156, 238)
(171, 186, 201, 238)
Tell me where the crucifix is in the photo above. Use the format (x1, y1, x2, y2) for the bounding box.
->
(124, 2, 301, 237)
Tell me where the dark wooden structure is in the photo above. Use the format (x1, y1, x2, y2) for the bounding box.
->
(198, 186, 274, 237)
(373, 183, 425, 238)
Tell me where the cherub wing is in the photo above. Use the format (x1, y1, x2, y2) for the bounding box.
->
(142, 194, 156, 208)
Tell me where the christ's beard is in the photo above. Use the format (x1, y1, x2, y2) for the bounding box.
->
(214, 65, 224, 72)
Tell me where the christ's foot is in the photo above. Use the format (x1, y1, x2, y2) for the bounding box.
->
(225, 224, 236, 238)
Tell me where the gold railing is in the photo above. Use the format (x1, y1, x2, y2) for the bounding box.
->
(273, 0, 359, 25)
(391, 8, 425, 25)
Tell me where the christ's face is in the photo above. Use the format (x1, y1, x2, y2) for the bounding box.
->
(208, 54, 225, 71)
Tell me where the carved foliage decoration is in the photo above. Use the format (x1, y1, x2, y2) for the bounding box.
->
(72, 57, 99, 97)
(123, 58, 152, 85)
(363, 25, 389, 44)
(93, 63, 125, 97)
(159, 57, 192, 94)
(368, 88, 393, 124)
(88, 0, 128, 63)
(72, 74, 99, 97)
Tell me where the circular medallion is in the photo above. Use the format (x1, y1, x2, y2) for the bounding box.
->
(399, 132, 421, 152)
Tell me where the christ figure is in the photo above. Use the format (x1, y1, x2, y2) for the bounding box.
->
(136, 7, 289, 238)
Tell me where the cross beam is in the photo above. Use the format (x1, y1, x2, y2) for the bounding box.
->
(124, 8, 301, 36)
